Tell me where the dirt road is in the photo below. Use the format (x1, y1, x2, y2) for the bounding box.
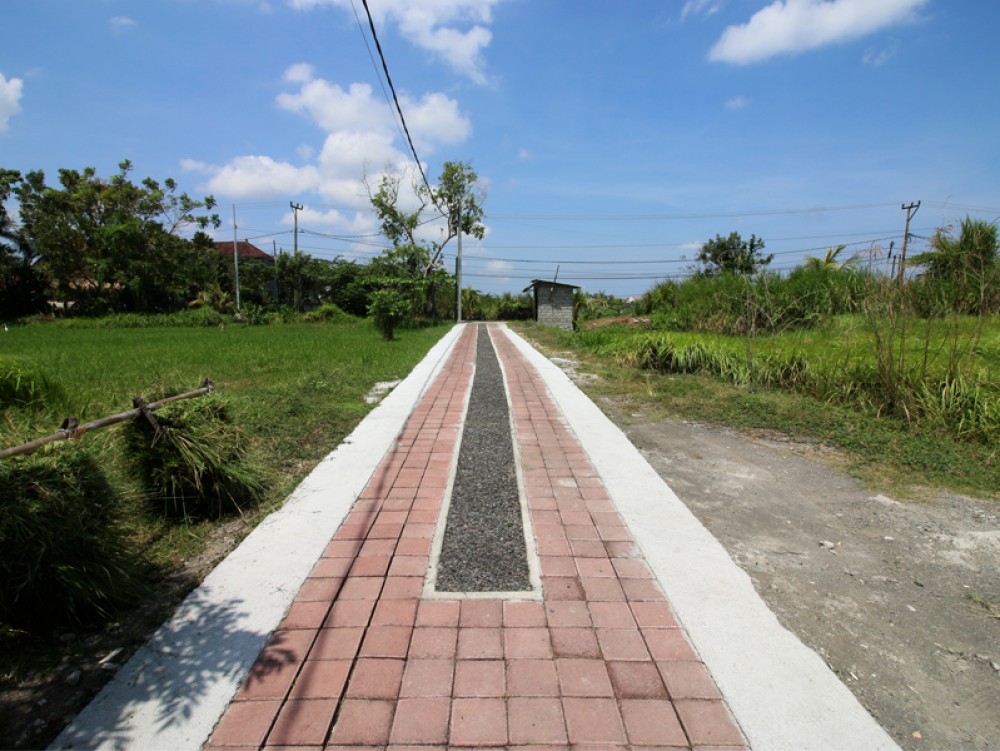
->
(551, 357, 1000, 751)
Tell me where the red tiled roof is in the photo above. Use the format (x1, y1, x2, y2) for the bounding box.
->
(214, 241, 273, 261)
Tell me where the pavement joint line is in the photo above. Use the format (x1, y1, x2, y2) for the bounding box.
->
(500, 323, 901, 751)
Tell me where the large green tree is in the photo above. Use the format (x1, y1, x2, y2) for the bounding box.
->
(12, 161, 221, 314)
(0, 170, 46, 319)
(366, 160, 485, 320)
(696, 231, 772, 276)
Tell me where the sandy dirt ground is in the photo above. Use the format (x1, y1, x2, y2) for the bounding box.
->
(550, 356, 1000, 751)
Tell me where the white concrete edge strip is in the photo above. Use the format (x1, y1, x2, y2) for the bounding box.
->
(500, 325, 900, 751)
(50, 324, 466, 751)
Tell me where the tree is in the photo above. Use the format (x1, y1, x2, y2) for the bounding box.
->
(909, 218, 999, 314)
(803, 245, 856, 271)
(13, 161, 220, 314)
(696, 232, 772, 276)
(0, 170, 46, 318)
(366, 161, 485, 319)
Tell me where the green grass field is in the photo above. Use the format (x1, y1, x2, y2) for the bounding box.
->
(519, 316, 999, 500)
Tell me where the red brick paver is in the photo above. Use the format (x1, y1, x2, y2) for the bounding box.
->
(204, 324, 745, 750)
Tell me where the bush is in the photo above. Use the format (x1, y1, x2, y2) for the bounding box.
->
(121, 393, 267, 519)
(303, 302, 355, 323)
(0, 449, 143, 631)
(368, 288, 412, 340)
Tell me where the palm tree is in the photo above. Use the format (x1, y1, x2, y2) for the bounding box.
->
(803, 245, 856, 270)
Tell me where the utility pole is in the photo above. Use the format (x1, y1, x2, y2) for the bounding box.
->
(232, 205, 241, 313)
(456, 226, 463, 323)
(898, 201, 921, 285)
(290, 202, 303, 256)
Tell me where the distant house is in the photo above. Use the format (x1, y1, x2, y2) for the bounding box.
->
(214, 241, 275, 266)
(523, 279, 579, 330)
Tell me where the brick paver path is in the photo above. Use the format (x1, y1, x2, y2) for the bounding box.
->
(205, 324, 746, 750)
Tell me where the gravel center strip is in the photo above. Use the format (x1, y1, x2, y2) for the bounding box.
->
(434, 325, 532, 593)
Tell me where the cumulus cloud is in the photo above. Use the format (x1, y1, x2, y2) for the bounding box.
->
(286, 0, 500, 84)
(486, 259, 512, 272)
(0, 73, 24, 134)
(183, 65, 474, 231)
(725, 95, 749, 110)
(183, 155, 320, 198)
(709, 0, 927, 65)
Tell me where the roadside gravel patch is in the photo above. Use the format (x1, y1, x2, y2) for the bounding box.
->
(435, 325, 531, 592)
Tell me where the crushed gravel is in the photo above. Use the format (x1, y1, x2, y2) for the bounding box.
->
(435, 325, 531, 592)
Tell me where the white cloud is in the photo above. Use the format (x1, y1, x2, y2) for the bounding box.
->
(287, 206, 375, 233)
(109, 16, 137, 33)
(184, 66, 474, 226)
(184, 155, 320, 198)
(518, 148, 531, 161)
(725, 95, 749, 110)
(486, 259, 512, 272)
(709, 0, 928, 65)
(285, 0, 500, 84)
(681, 0, 722, 20)
(0, 73, 23, 134)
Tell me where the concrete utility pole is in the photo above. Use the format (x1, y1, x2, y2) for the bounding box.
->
(456, 224, 463, 323)
(898, 201, 921, 285)
(232, 205, 241, 313)
(290, 202, 303, 255)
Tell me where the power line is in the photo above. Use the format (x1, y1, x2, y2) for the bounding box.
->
(358, 0, 441, 214)
(487, 202, 900, 222)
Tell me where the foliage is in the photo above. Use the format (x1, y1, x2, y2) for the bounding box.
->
(121, 394, 267, 519)
(638, 266, 868, 335)
(302, 302, 354, 323)
(0, 448, 144, 630)
(909, 218, 999, 315)
(0, 357, 66, 412)
(574, 291, 634, 322)
(0, 170, 47, 320)
(367, 160, 484, 320)
(696, 231, 772, 276)
(562, 316, 999, 445)
(9, 161, 221, 314)
(368, 287, 413, 340)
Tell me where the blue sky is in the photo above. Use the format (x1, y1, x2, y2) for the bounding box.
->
(3, 0, 999, 297)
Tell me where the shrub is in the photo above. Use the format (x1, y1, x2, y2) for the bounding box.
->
(121, 393, 267, 519)
(303, 302, 354, 323)
(368, 288, 412, 340)
(0, 449, 143, 631)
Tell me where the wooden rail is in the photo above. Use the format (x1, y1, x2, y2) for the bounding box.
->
(0, 379, 214, 460)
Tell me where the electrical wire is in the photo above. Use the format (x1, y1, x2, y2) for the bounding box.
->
(358, 0, 443, 216)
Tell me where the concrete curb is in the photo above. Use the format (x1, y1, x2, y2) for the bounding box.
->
(50, 324, 465, 751)
(501, 325, 900, 751)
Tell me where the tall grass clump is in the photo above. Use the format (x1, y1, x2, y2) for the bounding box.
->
(0, 357, 67, 412)
(638, 266, 868, 336)
(0, 449, 143, 631)
(121, 393, 267, 520)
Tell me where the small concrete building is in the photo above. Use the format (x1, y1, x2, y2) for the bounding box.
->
(523, 279, 579, 330)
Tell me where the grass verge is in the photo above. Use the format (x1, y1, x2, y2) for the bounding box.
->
(516, 321, 999, 501)
(0, 319, 449, 749)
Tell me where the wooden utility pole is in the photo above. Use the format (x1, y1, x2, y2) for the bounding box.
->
(898, 201, 921, 284)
